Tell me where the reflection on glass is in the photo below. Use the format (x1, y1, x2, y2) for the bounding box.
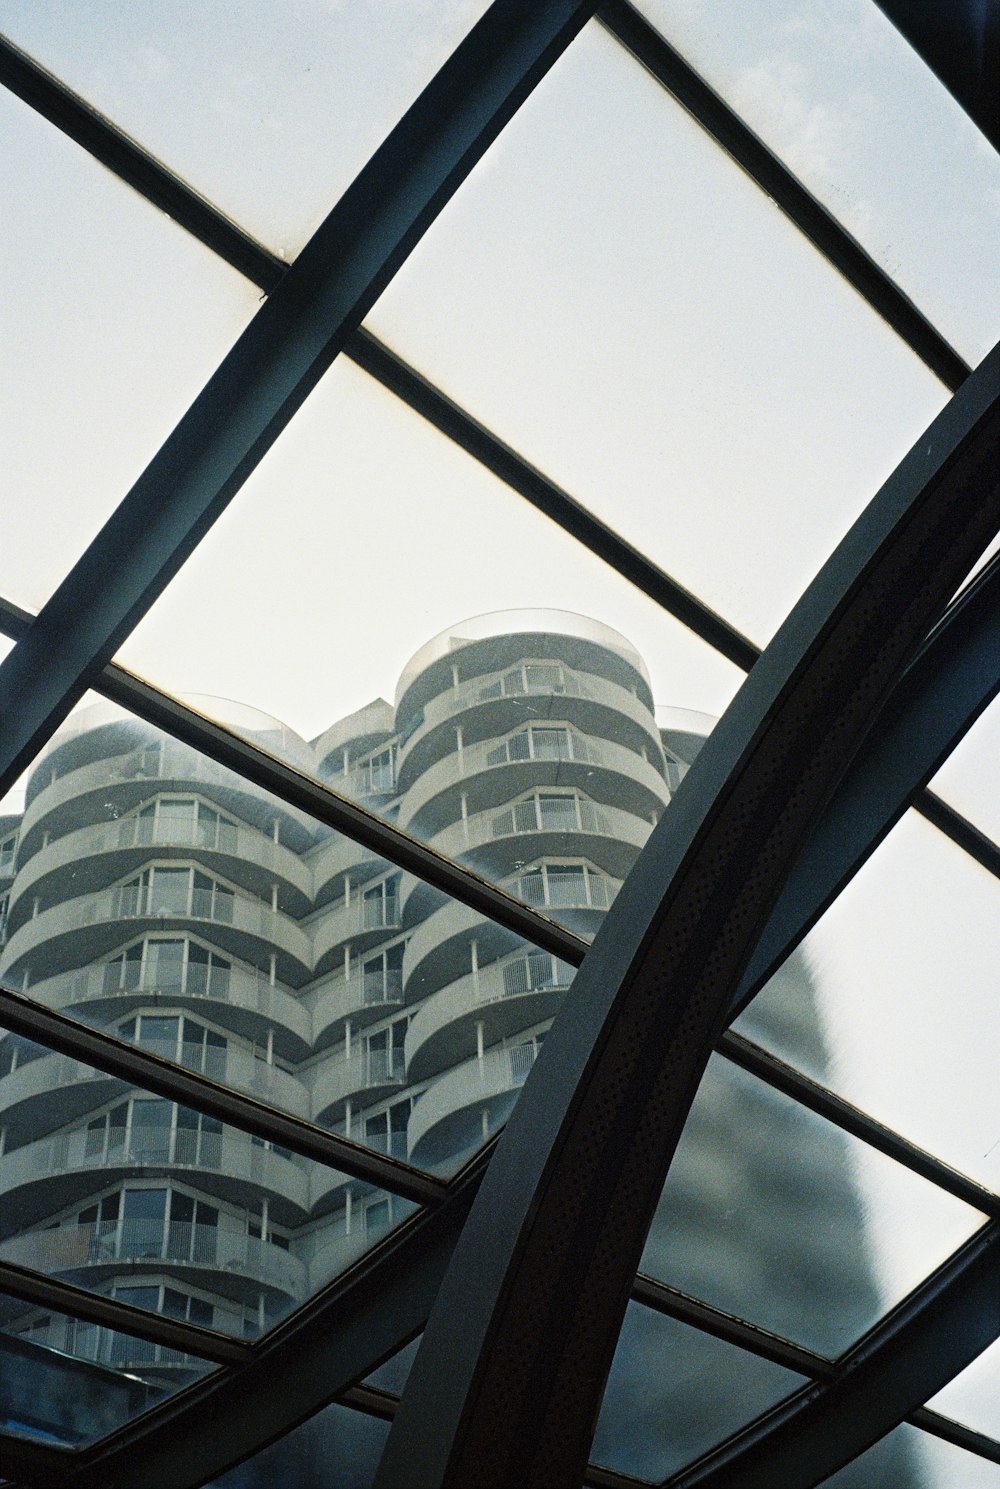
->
(642, 1042, 983, 1356)
(930, 693, 1000, 849)
(591, 1300, 805, 1479)
(0, 0, 491, 257)
(634, 0, 1000, 364)
(737, 811, 1000, 1189)
(927, 1336, 1000, 1440)
(0, 1020, 357, 1341)
(0, 87, 258, 613)
(365, 21, 948, 644)
(0, 1289, 215, 1446)
(820, 1423, 1000, 1487)
(206, 1400, 390, 1489)
(117, 356, 741, 928)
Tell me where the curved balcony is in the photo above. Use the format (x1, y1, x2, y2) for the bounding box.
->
(397, 663, 662, 786)
(0, 1218, 306, 1305)
(0, 1126, 310, 1228)
(19, 740, 317, 860)
(311, 968, 405, 1050)
(309, 1046, 406, 1124)
(401, 898, 526, 1003)
(311, 891, 402, 978)
(430, 796, 651, 881)
(0, 1043, 308, 1137)
(0, 1052, 126, 1145)
(24, 963, 311, 1057)
(8, 815, 311, 932)
(408, 1042, 539, 1167)
(398, 728, 668, 838)
(313, 700, 395, 776)
(308, 832, 389, 910)
(0, 884, 312, 987)
(405, 953, 572, 1082)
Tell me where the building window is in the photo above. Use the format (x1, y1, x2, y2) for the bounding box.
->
(103, 937, 233, 996)
(119, 796, 241, 852)
(0, 833, 16, 874)
(112, 867, 236, 923)
(365, 1098, 410, 1160)
(361, 875, 400, 930)
(515, 862, 615, 911)
(362, 942, 405, 1005)
(119, 1013, 227, 1077)
(365, 1020, 406, 1084)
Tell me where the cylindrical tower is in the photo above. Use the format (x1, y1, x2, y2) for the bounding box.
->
(0, 702, 318, 1377)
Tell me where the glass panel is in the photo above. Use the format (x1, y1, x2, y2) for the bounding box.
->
(117, 354, 743, 939)
(0, 688, 584, 1180)
(364, 1335, 422, 1396)
(591, 1300, 805, 1479)
(0, 0, 493, 258)
(930, 694, 1000, 849)
(364, 21, 948, 645)
(633, 0, 1000, 365)
(0, 1289, 216, 1446)
(0, 87, 259, 613)
(820, 1423, 1000, 1487)
(0, 1014, 420, 1337)
(642, 1046, 984, 1357)
(737, 810, 1000, 1189)
(206, 1400, 390, 1489)
(927, 1336, 1000, 1440)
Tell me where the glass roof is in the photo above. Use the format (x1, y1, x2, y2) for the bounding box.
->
(364, 20, 949, 645)
(0, 0, 997, 1483)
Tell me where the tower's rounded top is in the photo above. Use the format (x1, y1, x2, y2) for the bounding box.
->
(395, 609, 649, 706)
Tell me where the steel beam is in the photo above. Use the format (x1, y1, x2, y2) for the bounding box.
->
(873, 0, 1000, 153)
(0, 0, 598, 799)
(372, 348, 999, 1488)
(0, 986, 444, 1207)
(733, 550, 1000, 1013)
(597, 0, 971, 392)
(664, 1222, 1000, 1487)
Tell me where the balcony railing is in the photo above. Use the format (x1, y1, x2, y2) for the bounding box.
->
(0, 1218, 305, 1295)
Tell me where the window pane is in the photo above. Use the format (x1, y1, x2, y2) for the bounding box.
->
(364, 21, 948, 645)
(633, 0, 1000, 364)
(642, 1048, 984, 1356)
(591, 1301, 805, 1480)
(0, 87, 258, 613)
(0, 0, 493, 258)
(820, 1423, 1000, 1487)
(117, 355, 742, 938)
(206, 1400, 390, 1489)
(927, 1336, 1000, 1441)
(737, 811, 1000, 1188)
(0, 1290, 216, 1446)
(930, 693, 1000, 849)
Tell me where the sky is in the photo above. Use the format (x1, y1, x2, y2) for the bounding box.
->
(2, 0, 1000, 1450)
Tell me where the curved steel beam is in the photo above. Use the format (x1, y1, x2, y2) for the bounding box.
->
(373, 349, 1000, 1489)
(665, 1221, 1000, 1488)
(0, 0, 597, 798)
(732, 549, 1000, 1013)
(52, 1157, 485, 1489)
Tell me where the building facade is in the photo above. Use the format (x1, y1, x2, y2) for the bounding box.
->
(0, 611, 896, 1479)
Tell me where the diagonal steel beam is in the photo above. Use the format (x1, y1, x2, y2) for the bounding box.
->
(0, 985, 444, 1207)
(0, 1259, 248, 1367)
(597, 0, 971, 392)
(664, 1221, 1000, 1487)
(372, 347, 999, 1488)
(0, 0, 598, 799)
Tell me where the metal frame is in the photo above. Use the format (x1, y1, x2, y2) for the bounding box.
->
(596, 0, 971, 393)
(665, 1221, 1000, 1487)
(1, 2, 998, 1482)
(0, 0, 598, 797)
(371, 350, 999, 1486)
